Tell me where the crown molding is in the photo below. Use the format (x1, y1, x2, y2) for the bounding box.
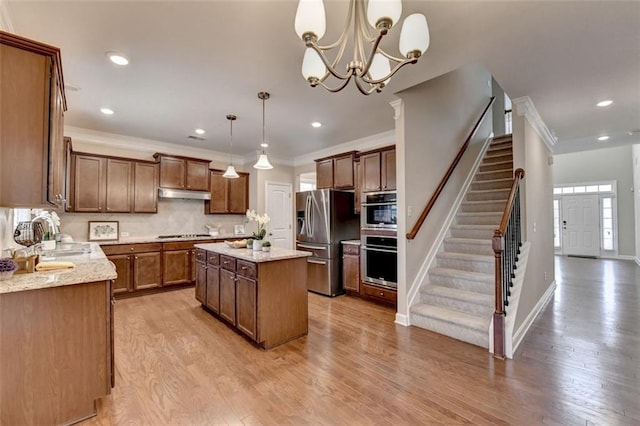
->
(512, 96, 557, 151)
(293, 130, 395, 167)
(390, 98, 403, 120)
(64, 126, 234, 164)
(0, 0, 15, 32)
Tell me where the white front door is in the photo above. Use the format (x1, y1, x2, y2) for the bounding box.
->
(265, 181, 293, 249)
(562, 194, 600, 256)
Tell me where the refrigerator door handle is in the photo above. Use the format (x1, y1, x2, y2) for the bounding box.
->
(307, 259, 328, 265)
(297, 244, 327, 250)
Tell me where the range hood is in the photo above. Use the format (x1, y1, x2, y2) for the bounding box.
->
(158, 188, 211, 200)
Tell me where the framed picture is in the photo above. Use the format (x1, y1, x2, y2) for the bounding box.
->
(88, 221, 119, 241)
(234, 224, 245, 236)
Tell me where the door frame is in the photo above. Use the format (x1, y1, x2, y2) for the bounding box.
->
(265, 180, 294, 249)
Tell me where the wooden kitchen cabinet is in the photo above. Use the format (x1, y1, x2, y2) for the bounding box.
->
(219, 267, 237, 325)
(162, 241, 199, 286)
(315, 152, 356, 190)
(195, 260, 207, 304)
(206, 169, 249, 214)
(0, 31, 67, 209)
(354, 159, 362, 214)
(154, 153, 210, 191)
(361, 146, 396, 192)
(102, 243, 163, 295)
(69, 152, 157, 213)
(205, 252, 221, 313)
(342, 242, 361, 293)
(133, 162, 158, 213)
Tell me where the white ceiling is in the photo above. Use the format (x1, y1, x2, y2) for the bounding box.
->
(5, 1, 640, 161)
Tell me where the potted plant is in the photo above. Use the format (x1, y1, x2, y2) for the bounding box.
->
(246, 238, 254, 250)
(262, 241, 271, 252)
(246, 209, 270, 251)
(0, 257, 18, 280)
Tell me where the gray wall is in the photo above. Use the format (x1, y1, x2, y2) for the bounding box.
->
(553, 145, 635, 256)
(396, 63, 493, 316)
(512, 111, 555, 331)
(634, 145, 640, 263)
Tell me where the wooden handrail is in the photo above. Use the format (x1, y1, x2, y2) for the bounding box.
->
(494, 168, 525, 239)
(406, 96, 495, 240)
(492, 167, 524, 359)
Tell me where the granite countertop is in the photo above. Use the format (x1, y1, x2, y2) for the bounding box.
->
(99, 233, 253, 245)
(342, 239, 362, 245)
(0, 243, 116, 294)
(195, 242, 312, 263)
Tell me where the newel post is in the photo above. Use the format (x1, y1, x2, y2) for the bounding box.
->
(492, 231, 505, 359)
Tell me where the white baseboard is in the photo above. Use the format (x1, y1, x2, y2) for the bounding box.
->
(395, 313, 410, 326)
(600, 254, 636, 261)
(512, 280, 556, 356)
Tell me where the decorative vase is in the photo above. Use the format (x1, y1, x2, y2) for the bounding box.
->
(0, 270, 15, 281)
(253, 240, 262, 251)
(262, 246, 271, 252)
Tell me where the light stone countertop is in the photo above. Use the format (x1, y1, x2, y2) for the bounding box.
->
(195, 243, 312, 263)
(0, 243, 117, 294)
(99, 234, 253, 245)
(342, 239, 362, 245)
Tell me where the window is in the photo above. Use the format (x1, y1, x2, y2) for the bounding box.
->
(554, 182, 615, 195)
(601, 197, 613, 250)
(553, 199, 561, 249)
(12, 208, 32, 230)
(300, 182, 316, 192)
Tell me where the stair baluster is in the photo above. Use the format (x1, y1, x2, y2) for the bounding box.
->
(492, 168, 525, 359)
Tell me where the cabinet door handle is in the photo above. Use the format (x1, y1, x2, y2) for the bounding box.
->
(130, 247, 135, 251)
(241, 266, 247, 270)
(127, 256, 130, 260)
(134, 256, 138, 260)
(111, 296, 116, 305)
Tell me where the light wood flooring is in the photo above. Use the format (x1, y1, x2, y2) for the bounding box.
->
(84, 256, 640, 425)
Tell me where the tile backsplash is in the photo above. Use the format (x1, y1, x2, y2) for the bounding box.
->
(58, 199, 250, 241)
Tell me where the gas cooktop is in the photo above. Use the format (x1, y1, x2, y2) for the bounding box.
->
(157, 234, 211, 239)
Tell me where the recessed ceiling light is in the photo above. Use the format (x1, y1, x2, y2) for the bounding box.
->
(311, 122, 322, 128)
(596, 100, 613, 107)
(260, 143, 269, 148)
(106, 52, 129, 66)
(100, 107, 114, 115)
(194, 128, 205, 135)
(598, 135, 610, 141)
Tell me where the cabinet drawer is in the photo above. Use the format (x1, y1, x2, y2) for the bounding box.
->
(207, 252, 220, 266)
(162, 241, 196, 251)
(236, 260, 257, 279)
(101, 243, 162, 255)
(361, 283, 397, 304)
(220, 255, 236, 271)
(342, 244, 360, 255)
(195, 248, 207, 263)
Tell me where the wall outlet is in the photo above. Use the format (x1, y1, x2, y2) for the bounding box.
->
(533, 222, 537, 233)
(407, 206, 413, 217)
(544, 271, 547, 281)
(120, 232, 130, 237)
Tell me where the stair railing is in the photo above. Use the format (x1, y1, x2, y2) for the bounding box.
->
(492, 168, 525, 359)
(406, 96, 495, 240)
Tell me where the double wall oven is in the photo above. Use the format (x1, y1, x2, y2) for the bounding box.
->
(361, 191, 397, 290)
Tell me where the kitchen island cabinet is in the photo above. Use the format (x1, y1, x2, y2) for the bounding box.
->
(0, 243, 116, 425)
(194, 243, 311, 349)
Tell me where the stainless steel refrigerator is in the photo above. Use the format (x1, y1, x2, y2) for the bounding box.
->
(296, 189, 360, 296)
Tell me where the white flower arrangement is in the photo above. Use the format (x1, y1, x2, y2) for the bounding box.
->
(245, 209, 270, 240)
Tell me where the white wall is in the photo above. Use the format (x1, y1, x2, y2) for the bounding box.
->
(553, 145, 635, 257)
(634, 145, 640, 264)
(395, 63, 493, 319)
(511, 110, 555, 332)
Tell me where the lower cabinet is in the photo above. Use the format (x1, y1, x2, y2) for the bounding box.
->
(194, 248, 308, 349)
(133, 252, 162, 290)
(341, 241, 396, 307)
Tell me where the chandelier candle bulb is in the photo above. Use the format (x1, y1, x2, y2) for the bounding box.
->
(367, 0, 402, 29)
(302, 48, 326, 82)
(295, 0, 326, 42)
(369, 53, 392, 84)
(399, 13, 430, 58)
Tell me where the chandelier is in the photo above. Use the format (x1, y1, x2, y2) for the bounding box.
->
(253, 91, 274, 170)
(294, 0, 430, 95)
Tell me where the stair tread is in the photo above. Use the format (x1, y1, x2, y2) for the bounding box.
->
(468, 188, 511, 194)
(430, 267, 494, 282)
(410, 304, 490, 331)
(422, 285, 493, 305)
(476, 169, 513, 175)
(437, 251, 493, 262)
(457, 211, 502, 216)
(451, 224, 496, 229)
(473, 177, 513, 183)
(462, 199, 507, 205)
(444, 237, 491, 245)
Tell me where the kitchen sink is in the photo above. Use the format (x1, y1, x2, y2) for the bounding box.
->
(41, 243, 92, 258)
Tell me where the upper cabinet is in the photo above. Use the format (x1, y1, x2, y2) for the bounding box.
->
(67, 152, 158, 213)
(360, 147, 396, 192)
(153, 153, 210, 191)
(0, 31, 67, 208)
(315, 152, 356, 190)
(205, 170, 249, 214)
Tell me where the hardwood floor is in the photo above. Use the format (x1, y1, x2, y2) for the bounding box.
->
(84, 256, 639, 425)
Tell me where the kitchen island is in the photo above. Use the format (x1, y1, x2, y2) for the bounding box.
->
(194, 243, 311, 349)
(0, 243, 116, 425)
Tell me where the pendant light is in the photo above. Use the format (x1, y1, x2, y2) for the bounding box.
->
(223, 114, 240, 178)
(253, 91, 274, 170)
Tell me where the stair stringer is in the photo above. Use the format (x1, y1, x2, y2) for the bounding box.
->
(404, 134, 494, 322)
(488, 241, 531, 358)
